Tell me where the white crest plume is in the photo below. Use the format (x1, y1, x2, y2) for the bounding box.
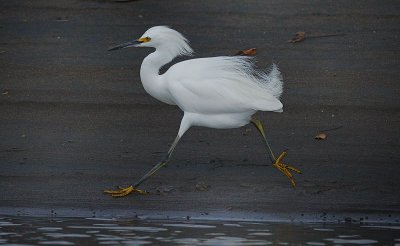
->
(142, 26, 193, 57)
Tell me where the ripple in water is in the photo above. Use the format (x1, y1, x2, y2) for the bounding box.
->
(0, 217, 398, 245)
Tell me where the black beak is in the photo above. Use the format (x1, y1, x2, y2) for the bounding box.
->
(108, 40, 141, 51)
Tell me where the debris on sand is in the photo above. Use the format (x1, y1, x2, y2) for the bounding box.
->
(234, 48, 257, 56)
(314, 126, 343, 140)
(315, 132, 327, 140)
(289, 32, 345, 43)
(196, 181, 210, 191)
(289, 32, 306, 43)
(156, 185, 175, 195)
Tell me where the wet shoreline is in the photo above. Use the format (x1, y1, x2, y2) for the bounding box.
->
(1, 207, 399, 225)
(1, 216, 399, 245)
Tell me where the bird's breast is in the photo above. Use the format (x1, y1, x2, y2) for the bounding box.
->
(141, 78, 176, 105)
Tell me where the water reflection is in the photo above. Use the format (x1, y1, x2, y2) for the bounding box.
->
(0, 216, 398, 245)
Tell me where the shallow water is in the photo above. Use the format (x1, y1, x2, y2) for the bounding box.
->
(0, 216, 399, 245)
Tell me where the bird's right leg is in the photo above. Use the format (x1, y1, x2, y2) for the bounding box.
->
(104, 135, 181, 197)
(104, 114, 192, 197)
(250, 118, 301, 187)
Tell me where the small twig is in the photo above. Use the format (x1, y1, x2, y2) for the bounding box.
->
(288, 32, 345, 43)
(307, 33, 346, 39)
(319, 125, 343, 132)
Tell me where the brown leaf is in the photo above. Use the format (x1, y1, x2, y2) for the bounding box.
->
(315, 132, 327, 140)
(288, 32, 306, 43)
(234, 48, 257, 56)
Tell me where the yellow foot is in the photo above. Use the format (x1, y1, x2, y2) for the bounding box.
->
(104, 185, 148, 197)
(273, 151, 302, 188)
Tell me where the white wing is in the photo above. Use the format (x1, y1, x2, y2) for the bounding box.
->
(163, 56, 283, 114)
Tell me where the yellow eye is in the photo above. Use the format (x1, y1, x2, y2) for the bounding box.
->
(138, 37, 151, 43)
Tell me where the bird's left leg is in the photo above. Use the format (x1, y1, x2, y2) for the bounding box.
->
(250, 118, 301, 187)
(104, 135, 181, 197)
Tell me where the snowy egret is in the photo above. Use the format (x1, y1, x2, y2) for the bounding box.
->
(105, 26, 301, 197)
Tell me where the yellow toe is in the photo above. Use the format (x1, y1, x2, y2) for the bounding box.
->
(273, 151, 301, 188)
(104, 185, 148, 197)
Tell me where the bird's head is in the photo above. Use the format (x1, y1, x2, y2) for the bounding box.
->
(108, 26, 193, 56)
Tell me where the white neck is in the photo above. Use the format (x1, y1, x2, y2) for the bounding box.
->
(140, 48, 176, 105)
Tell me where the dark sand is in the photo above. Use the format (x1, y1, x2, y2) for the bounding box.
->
(0, 0, 399, 221)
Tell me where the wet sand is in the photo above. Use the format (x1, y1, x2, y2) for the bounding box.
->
(0, 1, 399, 221)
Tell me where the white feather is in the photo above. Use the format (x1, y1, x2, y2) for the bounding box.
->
(164, 56, 283, 114)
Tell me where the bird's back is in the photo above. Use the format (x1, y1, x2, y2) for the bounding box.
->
(163, 56, 283, 114)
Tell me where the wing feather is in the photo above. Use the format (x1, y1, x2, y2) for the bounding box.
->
(163, 56, 283, 114)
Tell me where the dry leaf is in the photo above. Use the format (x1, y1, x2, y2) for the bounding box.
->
(234, 48, 257, 56)
(315, 132, 327, 140)
(288, 32, 306, 43)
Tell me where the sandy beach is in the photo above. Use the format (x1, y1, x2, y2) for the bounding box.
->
(0, 0, 399, 222)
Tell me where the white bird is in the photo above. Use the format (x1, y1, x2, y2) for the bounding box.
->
(105, 26, 301, 197)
